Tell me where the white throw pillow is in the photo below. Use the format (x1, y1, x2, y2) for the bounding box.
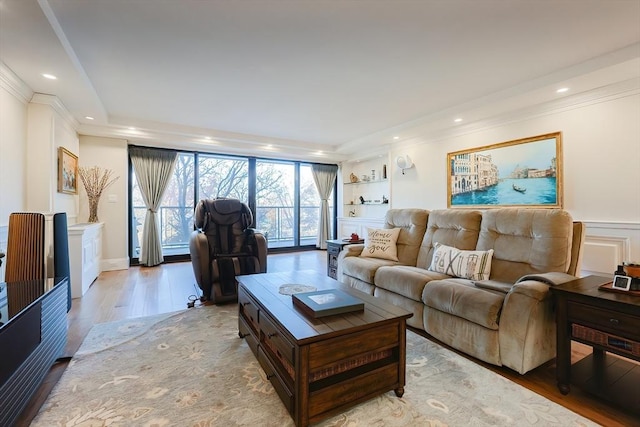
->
(360, 227, 401, 261)
(428, 242, 494, 280)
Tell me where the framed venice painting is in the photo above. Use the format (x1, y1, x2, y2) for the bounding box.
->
(447, 132, 563, 208)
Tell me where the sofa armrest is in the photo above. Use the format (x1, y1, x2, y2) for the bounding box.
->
(343, 243, 365, 257)
(499, 275, 572, 374)
(516, 272, 578, 287)
(336, 244, 364, 280)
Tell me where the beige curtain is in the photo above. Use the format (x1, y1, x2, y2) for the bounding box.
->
(311, 164, 338, 249)
(130, 147, 178, 266)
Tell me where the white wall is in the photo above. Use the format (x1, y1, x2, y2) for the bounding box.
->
(0, 85, 27, 226)
(389, 92, 640, 271)
(79, 135, 130, 270)
(0, 83, 28, 281)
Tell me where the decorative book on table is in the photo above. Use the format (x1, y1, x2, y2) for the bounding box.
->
(292, 289, 365, 318)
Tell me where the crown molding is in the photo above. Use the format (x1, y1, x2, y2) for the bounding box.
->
(30, 93, 80, 133)
(78, 121, 346, 164)
(0, 62, 34, 104)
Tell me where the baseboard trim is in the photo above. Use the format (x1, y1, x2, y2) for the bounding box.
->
(101, 257, 129, 271)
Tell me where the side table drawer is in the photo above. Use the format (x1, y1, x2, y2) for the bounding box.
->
(327, 244, 341, 256)
(567, 301, 640, 340)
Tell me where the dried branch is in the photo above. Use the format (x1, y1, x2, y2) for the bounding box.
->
(78, 166, 119, 198)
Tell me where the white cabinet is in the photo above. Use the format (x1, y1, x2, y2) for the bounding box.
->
(68, 222, 103, 298)
(337, 217, 385, 240)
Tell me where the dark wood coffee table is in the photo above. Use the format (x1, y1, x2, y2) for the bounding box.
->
(237, 270, 412, 427)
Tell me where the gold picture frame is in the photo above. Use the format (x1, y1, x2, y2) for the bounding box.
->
(447, 132, 563, 208)
(58, 147, 78, 194)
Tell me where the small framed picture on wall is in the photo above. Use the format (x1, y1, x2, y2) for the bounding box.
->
(58, 147, 78, 194)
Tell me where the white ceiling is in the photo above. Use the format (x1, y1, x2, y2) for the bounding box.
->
(1, 0, 639, 161)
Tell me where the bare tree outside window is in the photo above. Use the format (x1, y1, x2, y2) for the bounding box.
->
(131, 152, 330, 257)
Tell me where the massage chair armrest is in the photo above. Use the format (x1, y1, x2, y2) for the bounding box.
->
(253, 231, 268, 273)
(189, 229, 211, 290)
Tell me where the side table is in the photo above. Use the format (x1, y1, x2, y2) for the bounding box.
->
(550, 275, 640, 414)
(326, 239, 363, 279)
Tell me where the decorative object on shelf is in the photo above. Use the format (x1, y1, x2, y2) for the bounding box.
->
(78, 166, 119, 223)
(350, 233, 360, 241)
(57, 147, 78, 194)
(382, 164, 387, 179)
(349, 210, 356, 217)
(349, 172, 359, 183)
(361, 174, 370, 182)
(396, 154, 414, 175)
(371, 169, 376, 180)
(359, 196, 365, 204)
(382, 195, 389, 204)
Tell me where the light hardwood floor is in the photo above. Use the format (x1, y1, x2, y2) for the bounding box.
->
(17, 251, 640, 426)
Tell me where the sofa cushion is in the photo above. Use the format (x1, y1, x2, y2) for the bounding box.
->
(342, 256, 398, 284)
(422, 278, 505, 330)
(477, 209, 573, 283)
(375, 265, 450, 301)
(360, 227, 401, 261)
(383, 209, 429, 266)
(428, 242, 494, 280)
(416, 209, 483, 269)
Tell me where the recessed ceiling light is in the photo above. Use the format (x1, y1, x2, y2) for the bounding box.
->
(84, 116, 94, 120)
(42, 73, 57, 80)
(393, 136, 399, 140)
(556, 87, 569, 93)
(454, 118, 463, 123)
(128, 127, 136, 130)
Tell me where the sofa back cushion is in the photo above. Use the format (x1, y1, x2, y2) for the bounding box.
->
(383, 209, 429, 266)
(477, 208, 573, 283)
(417, 209, 483, 269)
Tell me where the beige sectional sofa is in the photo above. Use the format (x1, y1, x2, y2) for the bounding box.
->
(337, 208, 585, 374)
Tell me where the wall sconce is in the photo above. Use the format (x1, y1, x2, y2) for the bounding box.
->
(395, 155, 414, 175)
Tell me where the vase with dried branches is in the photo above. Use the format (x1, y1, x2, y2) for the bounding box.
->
(78, 166, 119, 223)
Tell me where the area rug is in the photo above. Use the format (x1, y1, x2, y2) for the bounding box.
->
(32, 306, 597, 426)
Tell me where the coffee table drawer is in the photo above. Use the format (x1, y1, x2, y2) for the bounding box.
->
(239, 288, 259, 334)
(308, 323, 399, 370)
(258, 347, 294, 415)
(309, 363, 398, 418)
(261, 312, 295, 366)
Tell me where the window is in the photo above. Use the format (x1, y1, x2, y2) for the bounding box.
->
(129, 147, 336, 262)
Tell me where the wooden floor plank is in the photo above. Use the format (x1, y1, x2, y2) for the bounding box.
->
(14, 251, 640, 426)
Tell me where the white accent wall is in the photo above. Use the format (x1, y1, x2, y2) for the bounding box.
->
(389, 91, 640, 273)
(1, 62, 639, 279)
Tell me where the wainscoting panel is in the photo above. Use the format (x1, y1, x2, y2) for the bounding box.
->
(581, 221, 640, 276)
